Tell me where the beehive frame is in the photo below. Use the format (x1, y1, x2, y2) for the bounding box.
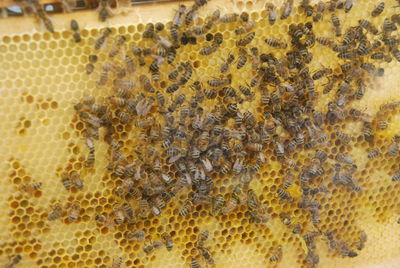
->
(1, 0, 400, 267)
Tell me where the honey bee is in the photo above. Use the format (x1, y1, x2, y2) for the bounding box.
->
(95, 27, 112, 50)
(19, 181, 42, 195)
(265, 38, 287, 49)
(371, 2, 384, 17)
(199, 43, 219, 55)
(48, 203, 63, 221)
(172, 4, 186, 28)
(61, 172, 72, 191)
(221, 196, 239, 215)
(199, 246, 215, 264)
(196, 230, 209, 248)
(312, 68, 332, 80)
(191, 258, 201, 268)
(179, 199, 193, 216)
(5, 254, 22, 268)
(269, 246, 283, 263)
(392, 172, 400, 182)
(340, 242, 358, 257)
(272, 134, 285, 158)
(305, 250, 320, 266)
(388, 139, 399, 156)
(36, 8, 54, 33)
(67, 202, 80, 223)
(300, 0, 313, 17)
(313, 1, 325, 22)
(131, 45, 146, 66)
(70, 170, 83, 190)
(277, 189, 294, 202)
(236, 32, 255, 46)
(111, 257, 122, 268)
(280, 0, 293, 20)
(335, 131, 350, 145)
(220, 53, 235, 73)
(161, 232, 173, 251)
(70, 19, 81, 43)
(358, 19, 379, 35)
(143, 241, 163, 254)
(210, 194, 225, 216)
(236, 48, 248, 69)
(265, 3, 278, 25)
(235, 21, 255, 35)
(344, 0, 353, 13)
(355, 230, 367, 251)
(113, 204, 125, 224)
(125, 229, 146, 242)
(220, 13, 239, 23)
(97, 0, 113, 22)
(97, 63, 112, 86)
(331, 14, 342, 37)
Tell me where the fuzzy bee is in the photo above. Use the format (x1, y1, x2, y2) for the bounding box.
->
(48, 203, 63, 221)
(269, 246, 283, 263)
(161, 232, 173, 251)
(67, 202, 80, 223)
(179, 200, 193, 216)
(265, 38, 287, 49)
(371, 2, 384, 17)
(236, 32, 256, 46)
(266, 3, 278, 25)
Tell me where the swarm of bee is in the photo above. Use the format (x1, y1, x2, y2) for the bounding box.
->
(5, 0, 400, 267)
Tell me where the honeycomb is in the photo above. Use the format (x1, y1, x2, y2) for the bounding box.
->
(1, 0, 400, 267)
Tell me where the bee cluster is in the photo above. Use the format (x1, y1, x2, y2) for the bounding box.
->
(3, 0, 400, 267)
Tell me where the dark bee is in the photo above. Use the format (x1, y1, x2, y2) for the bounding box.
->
(204, 89, 217, 99)
(236, 32, 256, 46)
(166, 82, 180, 94)
(179, 200, 193, 216)
(382, 18, 398, 34)
(5, 254, 22, 268)
(108, 36, 126, 58)
(235, 21, 255, 35)
(312, 68, 332, 80)
(359, 19, 379, 35)
(220, 13, 239, 23)
(371, 2, 384, 17)
(199, 246, 214, 264)
(331, 14, 341, 37)
(269, 246, 283, 263)
(237, 48, 248, 69)
(277, 189, 294, 202)
(70, 19, 81, 43)
(211, 194, 225, 216)
(266, 3, 278, 25)
(265, 38, 287, 49)
(61, 172, 72, 191)
(220, 53, 235, 73)
(199, 43, 218, 55)
(36, 8, 54, 33)
(392, 49, 400, 63)
(313, 1, 325, 22)
(191, 258, 201, 268)
(300, 0, 314, 17)
(392, 172, 400, 182)
(94, 27, 112, 50)
(67, 202, 80, 223)
(48, 203, 63, 221)
(344, 0, 353, 13)
(207, 77, 231, 88)
(280, 0, 294, 20)
(161, 232, 173, 251)
(131, 45, 146, 66)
